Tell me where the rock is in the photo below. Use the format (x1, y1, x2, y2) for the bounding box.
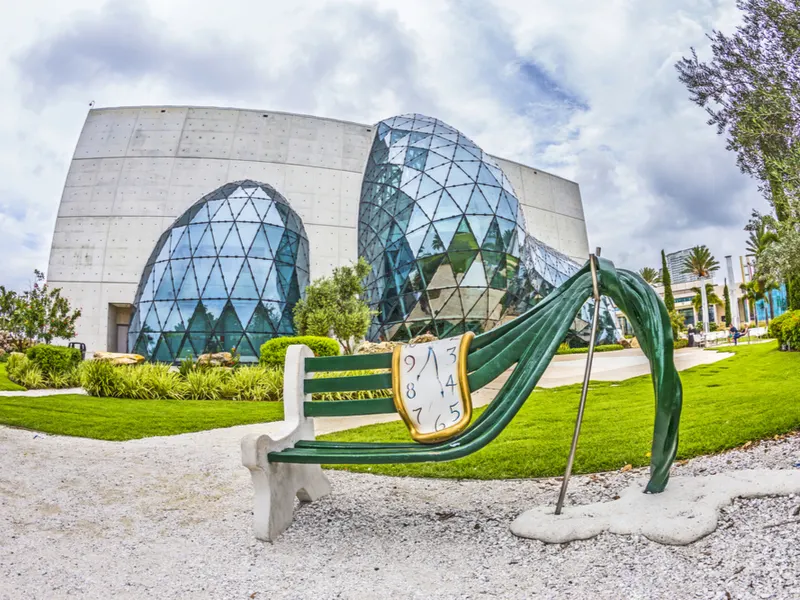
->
(356, 333, 441, 355)
(92, 352, 145, 365)
(629, 337, 640, 349)
(619, 338, 632, 349)
(197, 352, 235, 367)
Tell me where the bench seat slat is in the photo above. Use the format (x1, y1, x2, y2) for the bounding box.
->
(304, 398, 396, 417)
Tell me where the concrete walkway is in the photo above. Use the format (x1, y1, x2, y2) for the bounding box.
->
(0, 387, 85, 397)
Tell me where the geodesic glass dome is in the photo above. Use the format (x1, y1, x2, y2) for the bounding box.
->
(128, 180, 309, 362)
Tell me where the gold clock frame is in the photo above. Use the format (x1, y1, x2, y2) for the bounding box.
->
(391, 332, 475, 444)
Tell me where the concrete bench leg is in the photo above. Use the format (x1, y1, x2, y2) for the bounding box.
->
(241, 345, 331, 541)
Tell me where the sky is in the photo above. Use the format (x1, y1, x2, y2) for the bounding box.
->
(0, 0, 770, 291)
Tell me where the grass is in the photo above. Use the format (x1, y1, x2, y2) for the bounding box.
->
(0, 395, 284, 441)
(322, 342, 800, 479)
(0, 363, 25, 392)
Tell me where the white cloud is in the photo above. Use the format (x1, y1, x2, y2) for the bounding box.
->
(0, 0, 767, 290)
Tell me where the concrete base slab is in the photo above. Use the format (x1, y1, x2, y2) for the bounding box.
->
(510, 469, 800, 546)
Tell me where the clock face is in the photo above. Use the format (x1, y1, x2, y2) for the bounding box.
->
(392, 332, 474, 443)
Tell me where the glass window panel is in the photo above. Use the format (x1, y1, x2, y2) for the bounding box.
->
(477, 163, 500, 187)
(433, 193, 462, 222)
(433, 215, 460, 248)
(425, 260, 457, 290)
(482, 219, 504, 253)
(189, 204, 210, 225)
(202, 262, 228, 299)
(219, 257, 244, 292)
(191, 226, 216, 258)
(237, 199, 261, 223)
(231, 264, 260, 299)
(246, 302, 275, 333)
(425, 163, 450, 186)
(264, 225, 284, 254)
(262, 267, 281, 301)
(417, 225, 445, 258)
(227, 197, 248, 220)
(153, 336, 173, 362)
(466, 186, 493, 215)
(219, 226, 244, 256)
(204, 199, 227, 221)
(446, 164, 473, 187)
(461, 256, 488, 287)
(169, 226, 187, 253)
(236, 222, 260, 254)
(210, 222, 234, 254)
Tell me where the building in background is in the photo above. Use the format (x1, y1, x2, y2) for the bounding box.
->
(665, 248, 700, 286)
(47, 106, 599, 357)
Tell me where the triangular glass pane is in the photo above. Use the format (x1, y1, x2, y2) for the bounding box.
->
(248, 258, 273, 293)
(189, 204, 210, 225)
(237, 199, 261, 223)
(192, 225, 216, 258)
(176, 300, 199, 325)
(482, 219, 504, 252)
(425, 164, 450, 186)
(467, 215, 494, 246)
(433, 192, 462, 221)
(416, 173, 441, 200)
(201, 262, 228, 299)
(446, 164, 473, 187)
(169, 226, 187, 253)
(192, 258, 214, 293)
(142, 303, 161, 332)
(262, 267, 281, 301)
(231, 263, 260, 299)
(246, 302, 276, 333)
(466, 186, 493, 215)
(449, 250, 479, 280)
(163, 332, 184, 357)
(263, 202, 284, 226)
(264, 225, 284, 254)
(405, 226, 429, 257)
(247, 226, 269, 258)
(219, 226, 244, 256)
(424, 150, 451, 171)
(176, 264, 199, 300)
(417, 225, 445, 258)
(219, 257, 243, 292)
(153, 336, 173, 362)
(210, 222, 234, 254)
(175, 337, 196, 360)
(496, 192, 517, 221)
(481, 185, 502, 210)
(214, 302, 244, 334)
(233, 300, 259, 330)
(448, 185, 472, 212)
(477, 163, 500, 187)
(417, 192, 441, 220)
(405, 205, 430, 233)
(154, 268, 175, 301)
(227, 197, 248, 220)
(433, 288, 463, 319)
(434, 216, 460, 249)
(169, 259, 191, 296)
(236, 222, 260, 254)
(461, 256, 488, 287)
(425, 260, 457, 290)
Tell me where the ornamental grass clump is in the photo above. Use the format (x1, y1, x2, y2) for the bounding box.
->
(224, 366, 282, 401)
(185, 368, 230, 400)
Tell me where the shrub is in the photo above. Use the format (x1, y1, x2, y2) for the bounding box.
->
(26, 344, 81, 378)
(259, 336, 340, 368)
(674, 339, 688, 349)
(116, 363, 187, 400)
(769, 310, 800, 349)
(6, 352, 29, 381)
(18, 363, 44, 389)
(79, 360, 122, 397)
(224, 366, 283, 401)
(185, 368, 230, 400)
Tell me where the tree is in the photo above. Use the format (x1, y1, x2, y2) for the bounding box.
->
(691, 283, 723, 313)
(16, 270, 82, 344)
(638, 267, 661, 285)
(741, 282, 759, 326)
(724, 281, 733, 325)
(293, 258, 374, 354)
(682, 245, 721, 278)
(676, 0, 800, 221)
(661, 250, 675, 311)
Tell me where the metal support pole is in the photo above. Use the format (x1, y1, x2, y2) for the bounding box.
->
(555, 248, 602, 515)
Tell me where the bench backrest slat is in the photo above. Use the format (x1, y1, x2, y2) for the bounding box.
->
(304, 372, 391, 394)
(304, 397, 396, 417)
(305, 353, 392, 373)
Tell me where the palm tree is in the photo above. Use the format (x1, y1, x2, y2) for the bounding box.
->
(740, 282, 759, 326)
(682, 245, 720, 279)
(745, 221, 778, 256)
(638, 267, 661, 285)
(690, 283, 722, 314)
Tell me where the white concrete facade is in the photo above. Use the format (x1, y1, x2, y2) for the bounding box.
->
(47, 106, 591, 353)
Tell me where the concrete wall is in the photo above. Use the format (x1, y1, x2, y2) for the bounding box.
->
(47, 106, 590, 352)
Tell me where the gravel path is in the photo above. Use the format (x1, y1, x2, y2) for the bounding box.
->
(1, 422, 798, 600)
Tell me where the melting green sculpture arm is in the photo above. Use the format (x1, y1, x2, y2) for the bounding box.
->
(596, 258, 683, 492)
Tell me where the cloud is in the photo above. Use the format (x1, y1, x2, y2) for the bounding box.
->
(0, 0, 769, 291)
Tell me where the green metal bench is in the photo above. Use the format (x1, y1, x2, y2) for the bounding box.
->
(241, 255, 683, 541)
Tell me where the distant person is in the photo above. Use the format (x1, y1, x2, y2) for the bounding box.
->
(729, 324, 748, 345)
(687, 325, 695, 348)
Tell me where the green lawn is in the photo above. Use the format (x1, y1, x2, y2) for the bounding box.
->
(0, 395, 284, 440)
(322, 342, 800, 479)
(0, 364, 25, 392)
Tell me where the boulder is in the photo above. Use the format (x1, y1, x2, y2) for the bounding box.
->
(197, 351, 236, 367)
(93, 351, 145, 366)
(629, 337, 640, 349)
(356, 333, 441, 355)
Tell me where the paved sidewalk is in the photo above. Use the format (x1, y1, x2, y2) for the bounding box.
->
(0, 387, 86, 397)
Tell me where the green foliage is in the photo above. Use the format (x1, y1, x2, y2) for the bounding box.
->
(184, 368, 230, 400)
(661, 250, 675, 311)
(324, 343, 800, 479)
(768, 310, 800, 348)
(668, 309, 686, 335)
(709, 322, 720, 332)
(224, 366, 283, 401)
(682, 245, 720, 278)
(26, 344, 81, 378)
(690, 283, 723, 313)
(0, 394, 284, 441)
(676, 0, 800, 221)
(259, 335, 340, 368)
(293, 258, 374, 354)
(637, 267, 661, 285)
(79, 360, 121, 397)
(312, 370, 392, 400)
(724, 283, 733, 325)
(18, 364, 44, 389)
(15, 271, 82, 345)
(555, 344, 625, 355)
(674, 339, 689, 349)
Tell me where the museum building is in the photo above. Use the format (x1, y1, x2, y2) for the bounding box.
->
(47, 107, 601, 361)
